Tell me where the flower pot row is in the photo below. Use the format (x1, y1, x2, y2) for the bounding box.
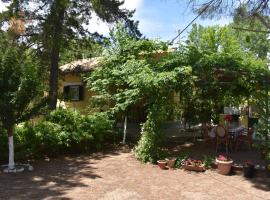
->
(157, 154, 269, 178)
(216, 155, 257, 177)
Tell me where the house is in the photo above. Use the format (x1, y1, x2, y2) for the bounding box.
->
(58, 52, 179, 121)
(59, 57, 101, 113)
(58, 57, 149, 121)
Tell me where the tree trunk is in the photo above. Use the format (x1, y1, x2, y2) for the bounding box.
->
(48, 45, 61, 110)
(7, 125, 15, 170)
(48, 6, 66, 110)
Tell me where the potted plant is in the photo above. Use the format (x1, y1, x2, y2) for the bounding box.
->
(216, 154, 233, 175)
(165, 157, 176, 168)
(184, 158, 205, 172)
(243, 160, 255, 178)
(157, 160, 167, 169)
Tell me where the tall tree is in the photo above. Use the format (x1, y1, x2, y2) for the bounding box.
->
(189, 0, 270, 29)
(184, 24, 268, 123)
(231, 6, 270, 59)
(0, 0, 140, 109)
(0, 32, 45, 171)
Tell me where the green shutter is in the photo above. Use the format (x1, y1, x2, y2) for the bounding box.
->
(79, 85, 84, 100)
(63, 85, 70, 100)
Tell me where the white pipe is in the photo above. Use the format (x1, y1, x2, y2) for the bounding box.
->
(123, 114, 127, 144)
(8, 136, 15, 170)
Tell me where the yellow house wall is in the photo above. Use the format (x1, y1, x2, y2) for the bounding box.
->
(239, 115, 248, 128)
(219, 114, 226, 126)
(59, 73, 92, 113)
(219, 114, 248, 128)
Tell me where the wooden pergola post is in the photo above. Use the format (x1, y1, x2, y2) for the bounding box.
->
(123, 109, 128, 144)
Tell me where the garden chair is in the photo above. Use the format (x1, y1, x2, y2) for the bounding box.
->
(235, 128, 253, 151)
(216, 125, 231, 154)
(201, 124, 215, 147)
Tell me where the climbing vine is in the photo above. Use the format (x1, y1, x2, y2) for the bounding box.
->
(87, 23, 268, 163)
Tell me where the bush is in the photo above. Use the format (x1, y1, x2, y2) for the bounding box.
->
(0, 109, 114, 161)
(47, 109, 93, 149)
(84, 113, 114, 148)
(134, 113, 161, 163)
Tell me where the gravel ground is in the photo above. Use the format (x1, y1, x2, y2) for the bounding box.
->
(0, 148, 269, 200)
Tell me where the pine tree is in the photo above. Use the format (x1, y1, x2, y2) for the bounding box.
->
(0, 0, 141, 109)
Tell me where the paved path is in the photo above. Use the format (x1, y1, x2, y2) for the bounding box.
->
(0, 150, 269, 200)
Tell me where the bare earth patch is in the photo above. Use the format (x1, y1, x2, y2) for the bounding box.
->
(0, 149, 269, 200)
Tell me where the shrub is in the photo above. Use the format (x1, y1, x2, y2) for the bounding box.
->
(0, 109, 115, 161)
(15, 121, 64, 157)
(134, 114, 161, 163)
(84, 113, 114, 148)
(47, 109, 93, 149)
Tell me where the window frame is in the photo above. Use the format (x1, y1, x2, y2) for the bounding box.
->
(63, 83, 84, 101)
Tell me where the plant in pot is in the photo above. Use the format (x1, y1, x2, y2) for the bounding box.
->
(157, 160, 167, 169)
(203, 155, 214, 169)
(243, 160, 255, 178)
(175, 153, 188, 168)
(165, 157, 176, 168)
(216, 154, 233, 175)
(184, 158, 205, 172)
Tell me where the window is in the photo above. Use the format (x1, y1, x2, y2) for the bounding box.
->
(63, 85, 84, 101)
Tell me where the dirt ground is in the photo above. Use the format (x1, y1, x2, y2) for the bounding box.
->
(0, 147, 269, 200)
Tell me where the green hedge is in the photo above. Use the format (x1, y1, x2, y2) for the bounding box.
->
(0, 109, 115, 161)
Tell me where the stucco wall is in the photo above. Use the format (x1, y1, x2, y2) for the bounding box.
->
(59, 73, 93, 113)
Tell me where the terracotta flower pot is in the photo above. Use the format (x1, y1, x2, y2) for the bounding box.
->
(166, 157, 176, 168)
(216, 159, 233, 175)
(184, 165, 205, 172)
(157, 160, 167, 169)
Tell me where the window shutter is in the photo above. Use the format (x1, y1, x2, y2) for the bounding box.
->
(63, 85, 70, 100)
(79, 85, 84, 100)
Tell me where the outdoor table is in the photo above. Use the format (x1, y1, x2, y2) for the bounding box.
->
(228, 126, 246, 141)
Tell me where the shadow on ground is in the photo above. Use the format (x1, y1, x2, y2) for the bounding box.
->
(160, 136, 270, 192)
(0, 151, 120, 200)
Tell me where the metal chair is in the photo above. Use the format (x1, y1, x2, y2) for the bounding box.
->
(201, 124, 215, 147)
(216, 125, 230, 154)
(235, 128, 253, 151)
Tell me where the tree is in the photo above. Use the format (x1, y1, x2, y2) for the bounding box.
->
(87, 23, 268, 163)
(87, 24, 192, 162)
(189, 0, 270, 29)
(182, 24, 268, 124)
(0, 0, 140, 109)
(60, 37, 104, 65)
(0, 33, 45, 171)
(231, 7, 270, 59)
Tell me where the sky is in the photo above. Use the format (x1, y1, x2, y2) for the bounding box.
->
(125, 0, 231, 41)
(0, 0, 232, 42)
(90, 0, 232, 42)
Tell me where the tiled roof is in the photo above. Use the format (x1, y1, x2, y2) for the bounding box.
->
(60, 57, 101, 73)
